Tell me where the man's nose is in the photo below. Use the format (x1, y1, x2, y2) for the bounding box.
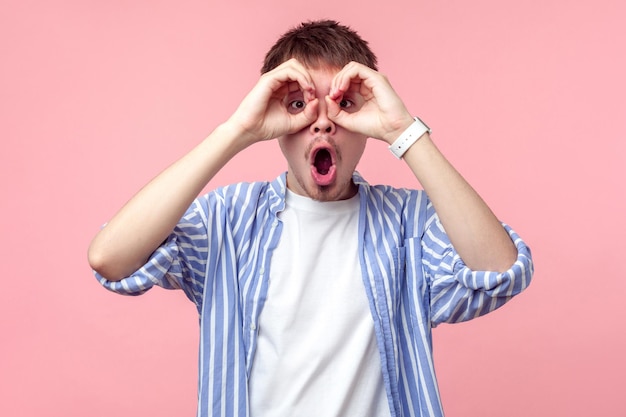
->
(309, 103, 336, 135)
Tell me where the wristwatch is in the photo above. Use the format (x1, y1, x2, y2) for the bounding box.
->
(388, 117, 431, 159)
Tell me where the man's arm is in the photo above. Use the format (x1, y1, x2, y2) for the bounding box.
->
(88, 59, 319, 281)
(401, 134, 517, 272)
(327, 62, 517, 272)
(88, 125, 244, 281)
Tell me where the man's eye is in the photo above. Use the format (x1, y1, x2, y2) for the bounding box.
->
(288, 100, 306, 113)
(339, 99, 353, 109)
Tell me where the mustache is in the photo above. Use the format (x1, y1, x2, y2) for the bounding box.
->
(304, 136, 341, 161)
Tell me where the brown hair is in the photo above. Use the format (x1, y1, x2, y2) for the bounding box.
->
(261, 20, 378, 74)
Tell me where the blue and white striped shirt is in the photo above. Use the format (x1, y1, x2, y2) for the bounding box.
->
(97, 172, 533, 417)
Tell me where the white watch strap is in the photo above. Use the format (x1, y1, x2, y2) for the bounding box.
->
(388, 117, 431, 159)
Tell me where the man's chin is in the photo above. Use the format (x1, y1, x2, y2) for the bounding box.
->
(287, 172, 357, 202)
(304, 181, 357, 202)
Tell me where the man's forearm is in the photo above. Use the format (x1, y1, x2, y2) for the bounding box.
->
(402, 133, 517, 272)
(88, 122, 248, 281)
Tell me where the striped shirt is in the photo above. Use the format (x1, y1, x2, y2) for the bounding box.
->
(96, 172, 533, 417)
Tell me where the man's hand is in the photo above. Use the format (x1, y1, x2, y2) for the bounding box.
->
(227, 58, 320, 146)
(326, 61, 415, 144)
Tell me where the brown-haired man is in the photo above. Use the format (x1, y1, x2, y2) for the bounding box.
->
(89, 20, 533, 417)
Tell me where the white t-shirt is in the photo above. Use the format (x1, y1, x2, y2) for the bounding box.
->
(249, 190, 391, 417)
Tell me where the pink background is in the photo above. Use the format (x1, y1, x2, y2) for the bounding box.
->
(1, 0, 624, 416)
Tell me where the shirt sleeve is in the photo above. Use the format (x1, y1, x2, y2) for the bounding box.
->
(93, 199, 209, 308)
(420, 210, 534, 326)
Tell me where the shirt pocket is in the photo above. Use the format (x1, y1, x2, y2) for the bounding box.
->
(401, 237, 431, 329)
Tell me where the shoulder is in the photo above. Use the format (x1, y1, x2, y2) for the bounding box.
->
(195, 174, 287, 214)
(354, 172, 433, 237)
(355, 172, 426, 207)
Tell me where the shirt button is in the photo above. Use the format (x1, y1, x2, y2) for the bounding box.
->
(250, 323, 257, 331)
(272, 220, 278, 228)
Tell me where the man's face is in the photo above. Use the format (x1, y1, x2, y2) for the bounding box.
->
(278, 66, 367, 201)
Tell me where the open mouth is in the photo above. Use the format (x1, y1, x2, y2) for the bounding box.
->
(310, 146, 337, 186)
(314, 148, 333, 175)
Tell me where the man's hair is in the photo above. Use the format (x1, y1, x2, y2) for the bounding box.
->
(261, 20, 378, 74)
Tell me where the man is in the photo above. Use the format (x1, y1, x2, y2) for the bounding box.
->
(89, 20, 533, 417)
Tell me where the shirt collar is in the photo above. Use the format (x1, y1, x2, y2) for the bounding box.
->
(267, 171, 370, 217)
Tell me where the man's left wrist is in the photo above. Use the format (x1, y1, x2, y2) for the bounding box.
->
(388, 117, 431, 159)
